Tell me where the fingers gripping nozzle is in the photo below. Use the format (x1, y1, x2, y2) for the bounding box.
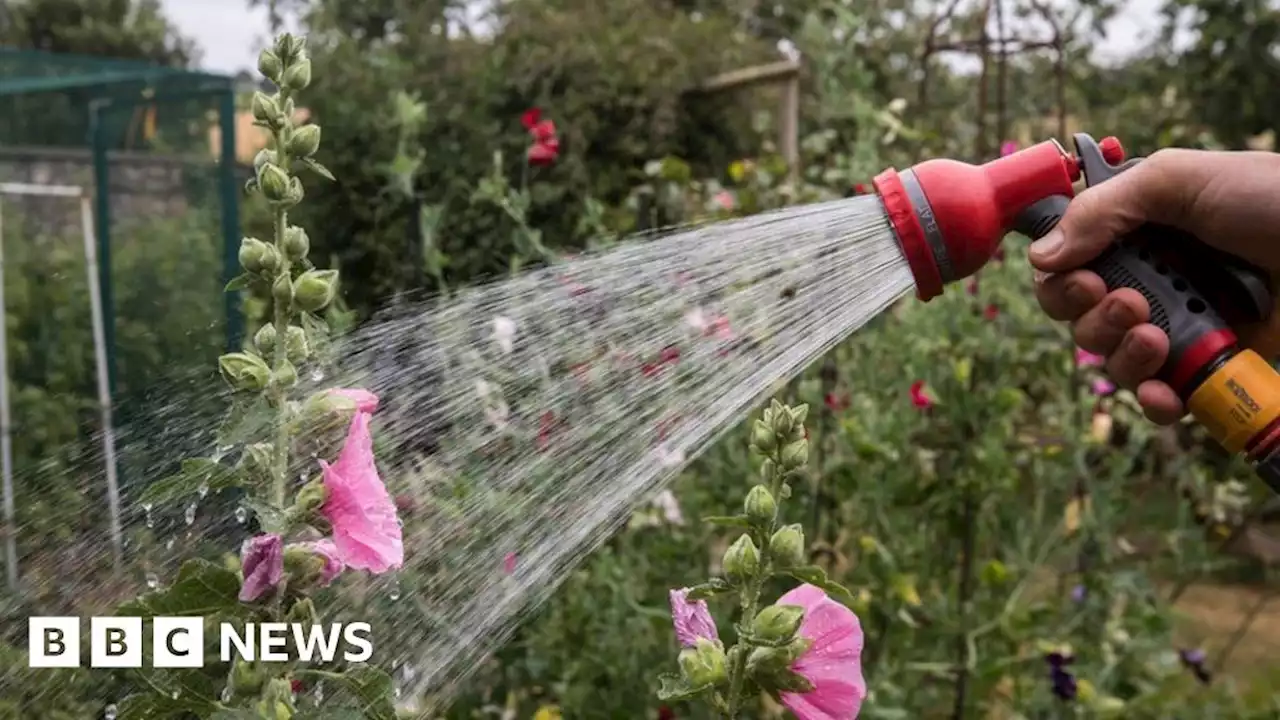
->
(1010, 133, 1280, 495)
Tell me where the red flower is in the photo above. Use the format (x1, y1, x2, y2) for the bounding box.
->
(824, 392, 850, 411)
(852, 183, 867, 195)
(522, 107, 561, 166)
(966, 277, 979, 296)
(910, 381, 933, 410)
(658, 707, 675, 720)
(528, 138, 560, 166)
(290, 679, 303, 694)
(521, 108, 542, 130)
(983, 303, 999, 320)
(659, 345, 680, 364)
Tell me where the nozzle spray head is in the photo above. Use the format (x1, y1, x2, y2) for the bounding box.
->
(872, 140, 1082, 301)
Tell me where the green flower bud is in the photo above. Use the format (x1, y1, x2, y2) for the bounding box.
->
(230, 656, 264, 695)
(283, 226, 309, 261)
(283, 545, 326, 588)
(746, 636, 811, 677)
(251, 91, 282, 126)
(273, 359, 298, 388)
(771, 407, 794, 437)
(293, 269, 339, 313)
(295, 477, 327, 515)
(258, 163, 291, 202)
(284, 326, 308, 363)
(287, 124, 321, 158)
(751, 604, 804, 643)
(219, 352, 270, 391)
(677, 637, 727, 688)
(285, 596, 318, 626)
(751, 420, 776, 453)
(282, 58, 312, 91)
(238, 236, 270, 273)
(253, 149, 277, 174)
(722, 534, 759, 583)
(743, 485, 776, 524)
(237, 443, 274, 478)
(257, 49, 283, 83)
(272, 273, 293, 306)
(258, 244, 282, 275)
(274, 33, 305, 64)
(780, 439, 809, 469)
(253, 324, 277, 353)
(769, 524, 805, 568)
(760, 458, 776, 481)
(285, 176, 305, 206)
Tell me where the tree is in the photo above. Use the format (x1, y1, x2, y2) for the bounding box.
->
(1, 0, 196, 65)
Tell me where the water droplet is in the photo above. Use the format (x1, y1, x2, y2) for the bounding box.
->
(313, 681, 324, 703)
(388, 580, 401, 601)
(310, 367, 324, 382)
(234, 506, 248, 524)
(142, 503, 154, 529)
(165, 538, 174, 551)
(220, 686, 232, 703)
(170, 690, 179, 699)
(145, 572, 158, 589)
(197, 482, 209, 498)
(394, 684, 402, 699)
(184, 503, 197, 525)
(105, 704, 118, 720)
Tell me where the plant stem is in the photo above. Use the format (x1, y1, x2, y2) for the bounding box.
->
(269, 100, 294, 508)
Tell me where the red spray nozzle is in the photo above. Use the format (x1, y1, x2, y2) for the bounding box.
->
(872, 140, 1082, 301)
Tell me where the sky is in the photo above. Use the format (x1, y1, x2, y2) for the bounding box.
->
(161, 0, 1168, 76)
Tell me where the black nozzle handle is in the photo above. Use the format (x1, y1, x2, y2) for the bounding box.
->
(1013, 194, 1273, 398)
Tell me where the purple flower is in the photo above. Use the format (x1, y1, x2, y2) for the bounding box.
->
(1071, 585, 1086, 602)
(1045, 652, 1078, 700)
(668, 588, 718, 647)
(239, 533, 284, 602)
(1091, 377, 1116, 396)
(1179, 648, 1212, 685)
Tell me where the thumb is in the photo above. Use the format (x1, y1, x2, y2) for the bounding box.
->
(1027, 151, 1195, 273)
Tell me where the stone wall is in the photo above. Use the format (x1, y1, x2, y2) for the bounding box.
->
(0, 146, 196, 237)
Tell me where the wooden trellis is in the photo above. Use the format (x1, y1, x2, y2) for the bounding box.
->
(693, 59, 802, 182)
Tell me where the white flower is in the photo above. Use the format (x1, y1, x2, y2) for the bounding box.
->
(493, 316, 516, 354)
(651, 489, 684, 526)
(684, 308, 708, 332)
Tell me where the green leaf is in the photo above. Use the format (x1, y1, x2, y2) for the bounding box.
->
(702, 515, 753, 529)
(295, 667, 396, 720)
(210, 710, 261, 720)
(224, 274, 251, 292)
(116, 668, 222, 719)
(656, 672, 711, 702)
(781, 565, 854, 602)
(117, 559, 244, 618)
(298, 157, 335, 181)
(685, 578, 732, 601)
(138, 458, 243, 507)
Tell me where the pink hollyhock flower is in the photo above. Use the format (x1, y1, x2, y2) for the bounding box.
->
(327, 388, 379, 414)
(910, 381, 933, 410)
(1075, 347, 1105, 368)
(1000, 140, 1018, 157)
(319, 412, 404, 573)
(503, 552, 517, 575)
(714, 190, 735, 211)
(291, 539, 345, 587)
(669, 588, 718, 647)
(239, 533, 283, 602)
(1092, 377, 1116, 396)
(777, 584, 866, 720)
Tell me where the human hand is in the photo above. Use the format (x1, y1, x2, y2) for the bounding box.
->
(1028, 148, 1280, 423)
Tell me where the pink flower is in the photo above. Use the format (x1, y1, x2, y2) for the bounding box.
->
(776, 584, 866, 720)
(327, 388, 379, 414)
(669, 588, 718, 647)
(503, 552, 517, 574)
(318, 412, 404, 573)
(1075, 347, 1105, 368)
(983, 303, 999, 320)
(714, 190, 735, 211)
(909, 381, 933, 410)
(239, 533, 283, 602)
(522, 108, 561, 166)
(1092, 377, 1116, 396)
(1000, 140, 1018, 157)
(291, 539, 345, 587)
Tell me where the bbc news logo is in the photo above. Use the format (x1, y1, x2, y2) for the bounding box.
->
(28, 617, 373, 668)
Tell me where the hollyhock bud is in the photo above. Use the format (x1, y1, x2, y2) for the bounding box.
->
(723, 534, 760, 583)
(272, 273, 293, 306)
(678, 637, 727, 687)
(253, 324, 276, 353)
(282, 59, 312, 91)
(259, 163, 290, 202)
(287, 125, 321, 158)
(751, 604, 804, 642)
(219, 352, 270, 391)
(238, 236, 271, 273)
(780, 439, 809, 469)
(283, 226, 309, 260)
(293, 269, 339, 312)
(257, 49, 283, 82)
(251, 92, 282, 126)
(743, 485, 776, 524)
(284, 325, 308, 363)
(751, 420, 776, 453)
(769, 524, 805, 568)
(273, 359, 298, 388)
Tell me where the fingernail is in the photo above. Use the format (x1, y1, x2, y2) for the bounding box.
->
(1029, 230, 1064, 261)
(1106, 300, 1134, 326)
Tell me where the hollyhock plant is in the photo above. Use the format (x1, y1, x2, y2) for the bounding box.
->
(657, 400, 863, 719)
(111, 33, 403, 715)
(522, 108, 561, 166)
(910, 380, 934, 410)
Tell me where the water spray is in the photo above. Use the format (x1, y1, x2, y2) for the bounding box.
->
(872, 132, 1280, 493)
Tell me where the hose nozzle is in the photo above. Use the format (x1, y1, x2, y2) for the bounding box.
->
(873, 140, 1082, 300)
